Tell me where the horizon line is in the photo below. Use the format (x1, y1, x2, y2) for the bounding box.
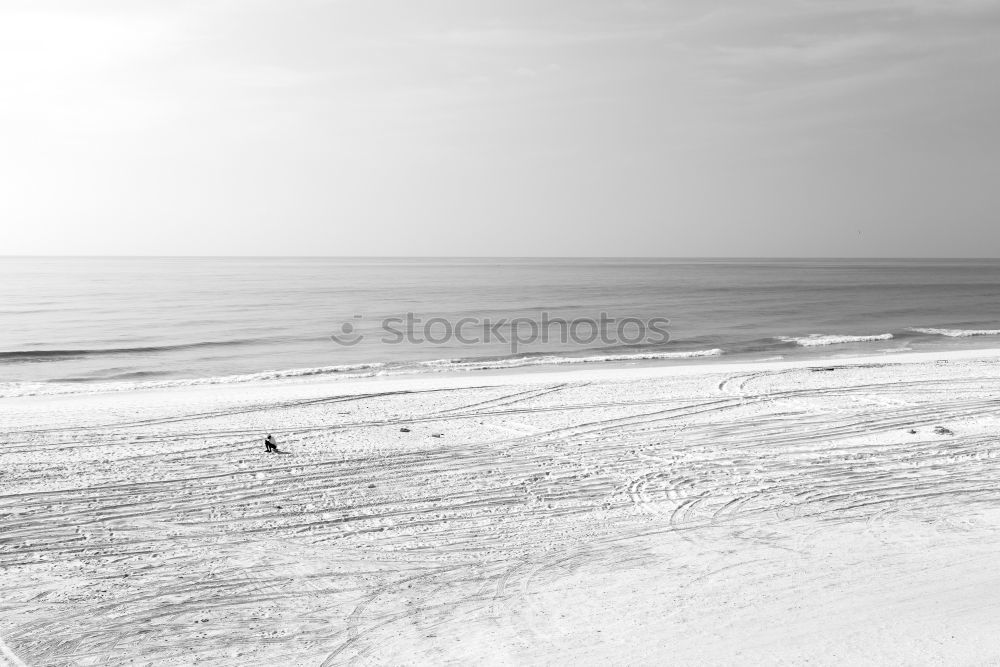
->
(4, 255, 1000, 261)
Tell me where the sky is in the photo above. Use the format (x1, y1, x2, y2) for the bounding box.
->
(1, 0, 999, 257)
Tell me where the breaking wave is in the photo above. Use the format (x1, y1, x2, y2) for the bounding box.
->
(416, 349, 724, 371)
(779, 333, 894, 347)
(911, 328, 1000, 338)
(0, 350, 724, 398)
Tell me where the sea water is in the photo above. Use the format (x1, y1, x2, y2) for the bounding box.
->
(4, 257, 1000, 392)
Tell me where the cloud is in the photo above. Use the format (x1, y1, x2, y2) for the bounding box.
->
(418, 25, 664, 49)
(715, 32, 904, 68)
(681, 0, 1000, 99)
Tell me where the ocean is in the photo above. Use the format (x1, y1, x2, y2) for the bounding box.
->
(4, 257, 1000, 393)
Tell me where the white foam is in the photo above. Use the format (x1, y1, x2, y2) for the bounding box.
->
(0, 363, 386, 398)
(911, 327, 1000, 338)
(233, 363, 386, 381)
(416, 349, 724, 371)
(0, 352, 729, 398)
(780, 333, 894, 347)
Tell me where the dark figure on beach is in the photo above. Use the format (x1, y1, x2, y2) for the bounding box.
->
(264, 434, 278, 453)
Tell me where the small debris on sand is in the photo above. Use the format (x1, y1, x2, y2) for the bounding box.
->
(400, 427, 411, 433)
(934, 426, 955, 435)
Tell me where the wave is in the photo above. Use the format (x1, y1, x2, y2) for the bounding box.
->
(0, 339, 264, 362)
(910, 327, 1000, 338)
(779, 333, 894, 347)
(0, 362, 387, 398)
(53, 370, 180, 382)
(416, 348, 724, 371)
(0, 350, 725, 398)
(233, 363, 388, 381)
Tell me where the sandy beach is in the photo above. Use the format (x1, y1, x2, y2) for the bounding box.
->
(4, 350, 1000, 665)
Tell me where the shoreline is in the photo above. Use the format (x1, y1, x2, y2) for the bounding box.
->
(6, 344, 1000, 402)
(7, 322, 1000, 394)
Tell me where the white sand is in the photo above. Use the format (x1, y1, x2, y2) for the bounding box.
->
(4, 349, 1000, 665)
